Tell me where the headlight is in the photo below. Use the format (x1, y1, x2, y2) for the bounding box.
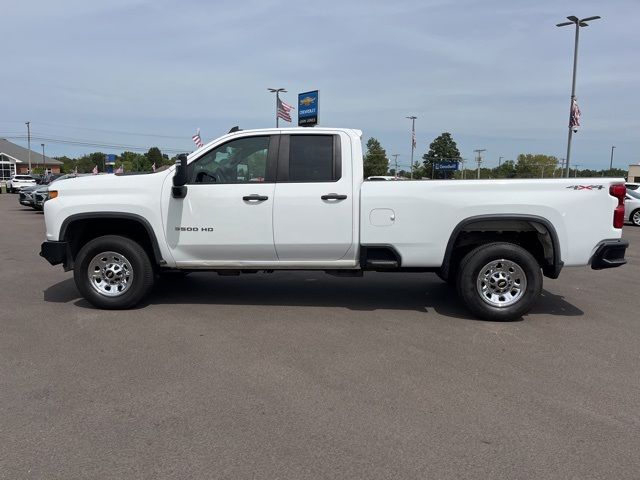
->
(48, 190, 58, 199)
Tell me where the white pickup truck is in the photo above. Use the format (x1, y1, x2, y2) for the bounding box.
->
(40, 127, 629, 320)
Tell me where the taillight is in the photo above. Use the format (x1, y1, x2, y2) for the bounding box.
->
(610, 184, 626, 228)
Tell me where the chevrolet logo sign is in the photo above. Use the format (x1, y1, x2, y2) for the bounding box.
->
(299, 96, 315, 107)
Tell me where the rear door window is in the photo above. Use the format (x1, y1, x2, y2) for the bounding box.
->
(288, 135, 338, 182)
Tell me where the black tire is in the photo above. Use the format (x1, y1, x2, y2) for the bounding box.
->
(456, 242, 542, 321)
(630, 209, 640, 227)
(73, 235, 155, 309)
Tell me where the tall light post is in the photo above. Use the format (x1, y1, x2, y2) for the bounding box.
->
(41, 143, 45, 173)
(473, 149, 486, 179)
(406, 116, 417, 179)
(609, 145, 616, 171)
(268, 88, 287, 127)
(25, 121, 32, 173)
(556, 15, 601, 178)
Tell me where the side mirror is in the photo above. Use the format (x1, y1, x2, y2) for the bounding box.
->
(172, 154, 188, 198)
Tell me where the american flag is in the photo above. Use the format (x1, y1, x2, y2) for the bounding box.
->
(92, 165, 98, 175)
(277, 97, 295, 123)
(115, 165, 124, 174)
(570, 98, 581, 132)
(192, 128, 204, 148)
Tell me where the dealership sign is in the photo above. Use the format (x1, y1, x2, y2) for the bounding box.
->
(435, 161, 459, 171)
(298, 90, 319, 127)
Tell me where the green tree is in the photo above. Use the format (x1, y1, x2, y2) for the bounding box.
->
(119, 151, 146, 172)
(422, 132, 461, 179)
(515, 154, 558, 178)
(493, 160, 517, 179)
(146, 147, 164, 169)
(363, 138, 389, 177)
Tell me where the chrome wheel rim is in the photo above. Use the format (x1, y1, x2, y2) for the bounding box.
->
(87, 251, 134, 297)
(633, 211, 640, 226)
(476, 259, 527, 308)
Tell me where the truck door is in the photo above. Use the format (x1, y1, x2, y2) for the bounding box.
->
(162, 135, 278, 266)
(273, 132, 354, 261)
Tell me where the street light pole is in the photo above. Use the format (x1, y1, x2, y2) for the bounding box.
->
(406, 116, 417, 179)
(41, 143, 45, 173)
(609, 145, 616, 171)
(556, 15, 601, 178)
(392, 154, 400, 177)
(25, 121, 31, 173)
(473, 149, 486, 179)
(268, 88, 287, 127)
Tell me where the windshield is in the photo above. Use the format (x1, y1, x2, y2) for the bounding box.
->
(627, 189, 640, 200)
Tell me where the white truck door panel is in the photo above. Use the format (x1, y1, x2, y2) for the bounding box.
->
(273, 133, 353, 261)
(161, 135, 278, 265)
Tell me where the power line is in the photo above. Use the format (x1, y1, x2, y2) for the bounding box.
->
(31, 120, 189, 140)
(2, 135, 187, 154)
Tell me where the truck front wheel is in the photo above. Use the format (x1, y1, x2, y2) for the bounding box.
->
(73, 235, 155, 309)
(456, 242, 542, 321)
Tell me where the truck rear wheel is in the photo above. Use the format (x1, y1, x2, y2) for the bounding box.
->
(73, 235, 155, 309)
(456, 242, 542, 321)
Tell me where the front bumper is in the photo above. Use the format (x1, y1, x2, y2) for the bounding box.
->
(40, 240, 69, 267)
(591, 239, 629, 270)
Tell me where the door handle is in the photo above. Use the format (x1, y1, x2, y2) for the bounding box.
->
(243, 194, 269, 202)
(321, 193, 347, 200)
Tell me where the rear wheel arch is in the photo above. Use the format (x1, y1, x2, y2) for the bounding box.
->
(60, 213, 164, 268)
(441, 215, 562, 280)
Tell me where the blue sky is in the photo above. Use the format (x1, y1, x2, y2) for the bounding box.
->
(2, 0, 639, 170)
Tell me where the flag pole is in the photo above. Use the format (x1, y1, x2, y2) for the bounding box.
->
(564, 22, 580, 178)
(268, 88, 287, 128)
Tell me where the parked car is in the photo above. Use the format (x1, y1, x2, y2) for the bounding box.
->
(18, 185, 39, 208)
(32, 186, 50, 210)
(7, 175, 37, 193)
(625, 189, 640, 226)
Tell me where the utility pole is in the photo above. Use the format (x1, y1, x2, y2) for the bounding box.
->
(609, 145, 616, 171)
(41, 143, 45, 173)
(406, 116, 417, 179)
(556, 15, 601, 178)
(268, 88, 287, 127)
(460, 158, 466, 179)
(25, 121, 32, 173)
(573, 164, 581, 177)
(392, 154, 400, 178)
(498, 156, 503, 167)
(473, 149, 486, 179)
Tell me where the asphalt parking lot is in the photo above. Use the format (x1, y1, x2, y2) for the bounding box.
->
(1, 193, 639, 480)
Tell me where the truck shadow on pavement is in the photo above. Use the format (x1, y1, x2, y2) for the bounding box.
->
(44, 272, 583, 321)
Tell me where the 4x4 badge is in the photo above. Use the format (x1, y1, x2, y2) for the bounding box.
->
(566, 185, 604, 190)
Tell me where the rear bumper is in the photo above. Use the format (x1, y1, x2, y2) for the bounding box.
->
(591, 239, 629, 270)
(40, 240, 69, 267)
